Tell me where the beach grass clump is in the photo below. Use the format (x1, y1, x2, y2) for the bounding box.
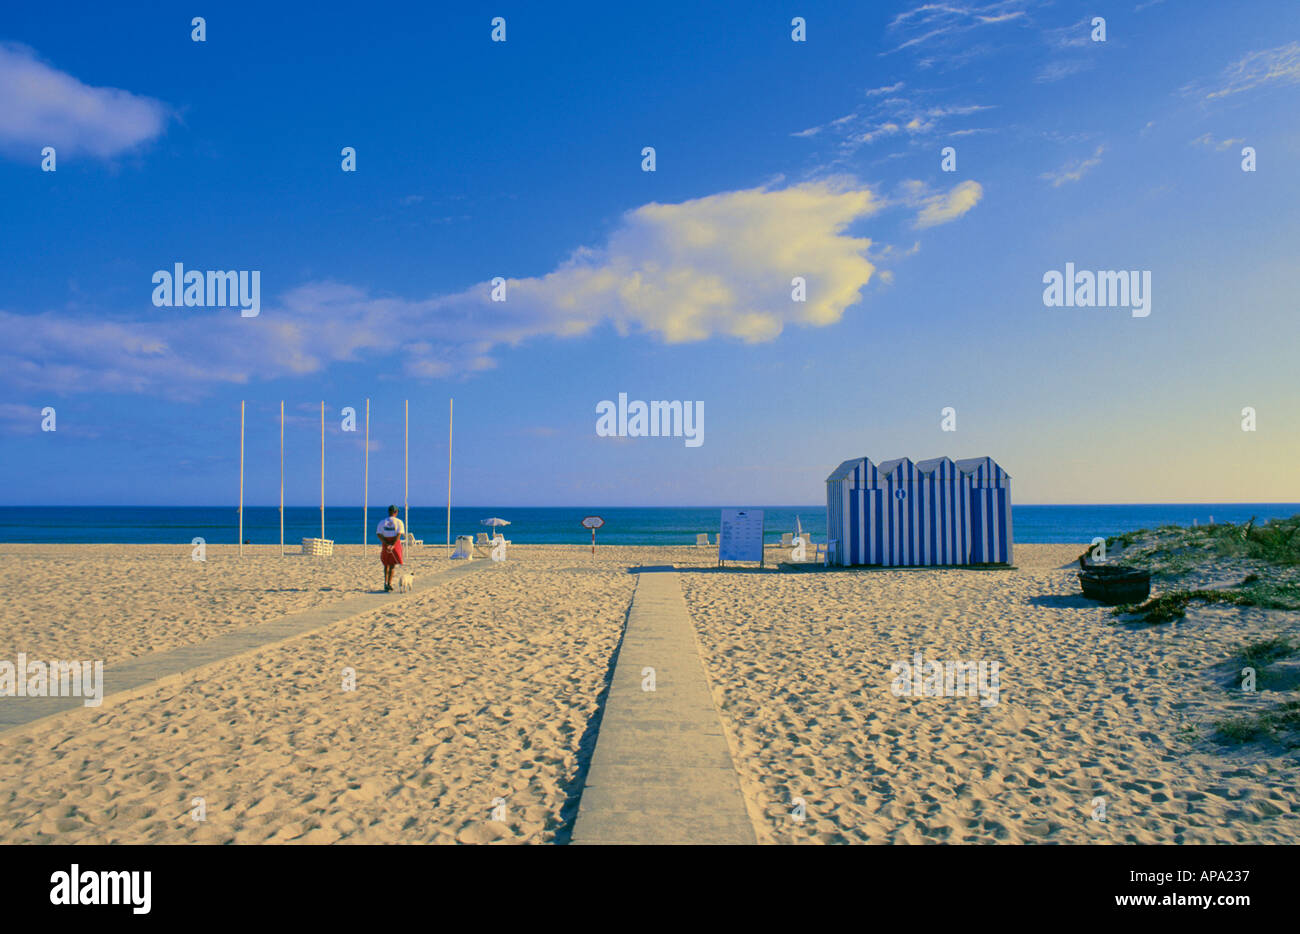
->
(1202, 515, 1300, 566)
(1212, 700, 1300, 747)
(1105, 514, 1300, 575)
(1111, 578, 1300, 625)
(1237, 637, 1297, 668)
(1102, 514, 1300, 623)
(1107, 574, 1300, 624)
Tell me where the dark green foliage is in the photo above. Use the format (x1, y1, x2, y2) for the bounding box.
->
(1103, 514, 1300, 623)
(1202, 515, 1300, 566)
(1111, 584, 1300, 625)
(1238, 637, 1297, 668)
(1213, 701, 1300, 746)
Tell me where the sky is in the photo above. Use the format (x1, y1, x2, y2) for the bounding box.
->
(1, 0, 1298, 507)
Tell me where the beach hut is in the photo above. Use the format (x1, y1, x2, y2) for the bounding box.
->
(956, 457, 1013, 564)
(825, 455, 1012, 566)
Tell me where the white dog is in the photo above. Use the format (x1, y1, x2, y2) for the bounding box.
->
(396, 572, 415, 593)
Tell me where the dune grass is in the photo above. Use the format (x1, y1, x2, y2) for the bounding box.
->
(1104, 515, 1300, 624)
(1237, 637, 1297, 668)
(1213, 700, 1300, 746)
(1107, 514, 1300, 570)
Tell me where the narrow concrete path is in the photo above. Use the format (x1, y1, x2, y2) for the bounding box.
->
(0, 559, 487, 734)
(571, 569, 756, 845)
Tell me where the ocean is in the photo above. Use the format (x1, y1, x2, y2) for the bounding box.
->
(1, 504, 1297, 546)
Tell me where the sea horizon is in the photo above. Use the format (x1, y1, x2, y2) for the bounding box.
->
(4, 503, 1297, 546)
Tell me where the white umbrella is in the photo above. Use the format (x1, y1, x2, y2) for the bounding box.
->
(794, 515, 804, 540)
(481, 517, 511, 538)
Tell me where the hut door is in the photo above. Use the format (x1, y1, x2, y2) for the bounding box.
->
(850, 488, 885, 565)
(969, 488, 1009, 563)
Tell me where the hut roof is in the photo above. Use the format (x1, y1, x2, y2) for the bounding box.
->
(829, 455, 1010, 484)
(875, 457, 914, 477)
(955, 456, 1012, 479)
(914, 456, 958, 475)
(826, 457, 872, 483)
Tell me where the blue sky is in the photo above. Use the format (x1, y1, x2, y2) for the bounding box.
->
(1, 0, 1298, 506)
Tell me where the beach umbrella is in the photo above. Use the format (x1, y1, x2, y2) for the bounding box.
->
(481, 517, 511, 537)
(794, 515, 804, 541)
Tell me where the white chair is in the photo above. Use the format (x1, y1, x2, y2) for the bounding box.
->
(477, 532, 490, 545)
(696, 533, 710, 546)
(780, 532, 794, 547)
(404, 532, 423, 549)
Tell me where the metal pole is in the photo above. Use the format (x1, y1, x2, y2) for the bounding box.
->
(446, 398, 453, 556)
(404, 399, 409, 545)
(239, 400, 245, 556)
(320, 400, 325, 541)
(279, 400, 284, 556)
(364, 398, 369, 556)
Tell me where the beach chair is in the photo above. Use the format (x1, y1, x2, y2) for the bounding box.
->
(477, 532, 490, 545)
(781, 532, 794, 547)
(404, 532, 423, 549)
(696, 533, 710, 546)
(814, 539, 837, 566)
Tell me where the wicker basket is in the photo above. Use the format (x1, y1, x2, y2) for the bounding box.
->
(301, 537, 334, 556)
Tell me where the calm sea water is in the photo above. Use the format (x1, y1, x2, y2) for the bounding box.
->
(1, 504, 1297, 546)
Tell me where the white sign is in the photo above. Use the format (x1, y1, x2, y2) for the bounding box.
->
(718, 508, 764, 564)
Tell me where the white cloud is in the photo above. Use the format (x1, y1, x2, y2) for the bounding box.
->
(909, 180, 985, 228)
(1036, 59, 1092, 83)
(1040, 145, 1106, 186)
(886, 1, 1030, 55)
(794, 86, 996, 160)
(1190, 42, 1300, 100)
(0, 43, 170, 159)
(5, 181, 960, 394)
(0, 403, 42, 435)
(1191, 133, 1245, 151)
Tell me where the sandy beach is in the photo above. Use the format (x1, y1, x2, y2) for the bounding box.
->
(1, 542, 1296, 844)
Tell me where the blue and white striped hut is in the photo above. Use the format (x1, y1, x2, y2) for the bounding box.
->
(955, 457, 1013, 564)
(826, 456, 1012, 566)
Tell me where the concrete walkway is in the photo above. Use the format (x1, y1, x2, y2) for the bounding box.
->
(0, 559, 487, 734)
(571, 569, 756, 845)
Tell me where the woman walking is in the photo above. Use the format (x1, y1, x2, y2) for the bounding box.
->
(376, 504, 405, 591)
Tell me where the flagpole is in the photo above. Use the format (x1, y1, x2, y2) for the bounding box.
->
(279, 400, 284, 556)
(239, 400, 245, 556)
(320, 400, 325, 541)
(446, 397, 453, 556)
(364, 398, 370, 556)
(404, 399, 409, 545)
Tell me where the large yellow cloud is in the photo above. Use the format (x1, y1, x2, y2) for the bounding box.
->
(0, 180, 983, 394)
